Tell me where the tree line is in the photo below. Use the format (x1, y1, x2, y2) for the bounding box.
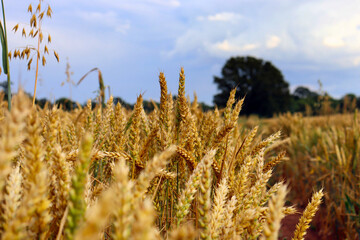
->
(1, 55, 358, 117)
(213, 56, 360, 117)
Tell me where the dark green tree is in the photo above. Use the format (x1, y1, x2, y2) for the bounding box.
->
(293, 86, 318, 99)
(55, 97, 77, 111)
(291, 86, 319, 113)
(341, 93, 357, 113)
(113, 97, 133, 110)
(213, 56, 291, 117)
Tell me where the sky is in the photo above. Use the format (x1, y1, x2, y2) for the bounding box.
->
(3, 0, 360, 105)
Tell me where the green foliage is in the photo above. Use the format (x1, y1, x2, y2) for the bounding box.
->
(214, 56, 291, 117)
(290, 86, 360, 116)
(55, 97, 77, 110)
(113, 97, 133, 110)
(290, 86, 319, 113)
(0, 0, 11, 110)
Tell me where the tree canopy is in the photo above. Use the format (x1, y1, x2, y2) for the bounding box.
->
(213, 56, 291, 117)
(290, 86, 319, 114)
(293, 86, 319, 99)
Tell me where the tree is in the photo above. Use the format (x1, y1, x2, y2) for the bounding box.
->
(55, 97, 77, 111)
(290, 86, 319, 113)
(341, 93, 357, 113)
(293, 86, 318, 100)
(213, 56, 291, 117)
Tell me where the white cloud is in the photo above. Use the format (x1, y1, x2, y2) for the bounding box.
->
(213, 40, 259, 54)
(322, 36, 344, 48)
(207, 12, 242, 22)
(266, 35, 281, 49)
(353, 56, 360, 66)
(169, 0, 360, 70)
(216, 40, 232, 51)
(242, 43, 258, 51)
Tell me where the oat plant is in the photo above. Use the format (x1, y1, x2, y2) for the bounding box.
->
(11, 0, 59, 105)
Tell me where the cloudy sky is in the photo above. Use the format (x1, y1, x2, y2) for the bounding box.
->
(4, 0, 360, 105)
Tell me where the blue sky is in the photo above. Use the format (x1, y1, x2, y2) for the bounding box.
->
(4, 0, 360, 105)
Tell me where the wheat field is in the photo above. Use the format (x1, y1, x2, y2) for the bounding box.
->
(0, 68, 326, 240)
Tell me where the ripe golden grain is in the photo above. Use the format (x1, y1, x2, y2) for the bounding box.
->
(0, 69, 325, 239)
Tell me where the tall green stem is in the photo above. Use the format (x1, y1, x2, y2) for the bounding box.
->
(1, 0, 10, 110)
(6, 72, 10, 109)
